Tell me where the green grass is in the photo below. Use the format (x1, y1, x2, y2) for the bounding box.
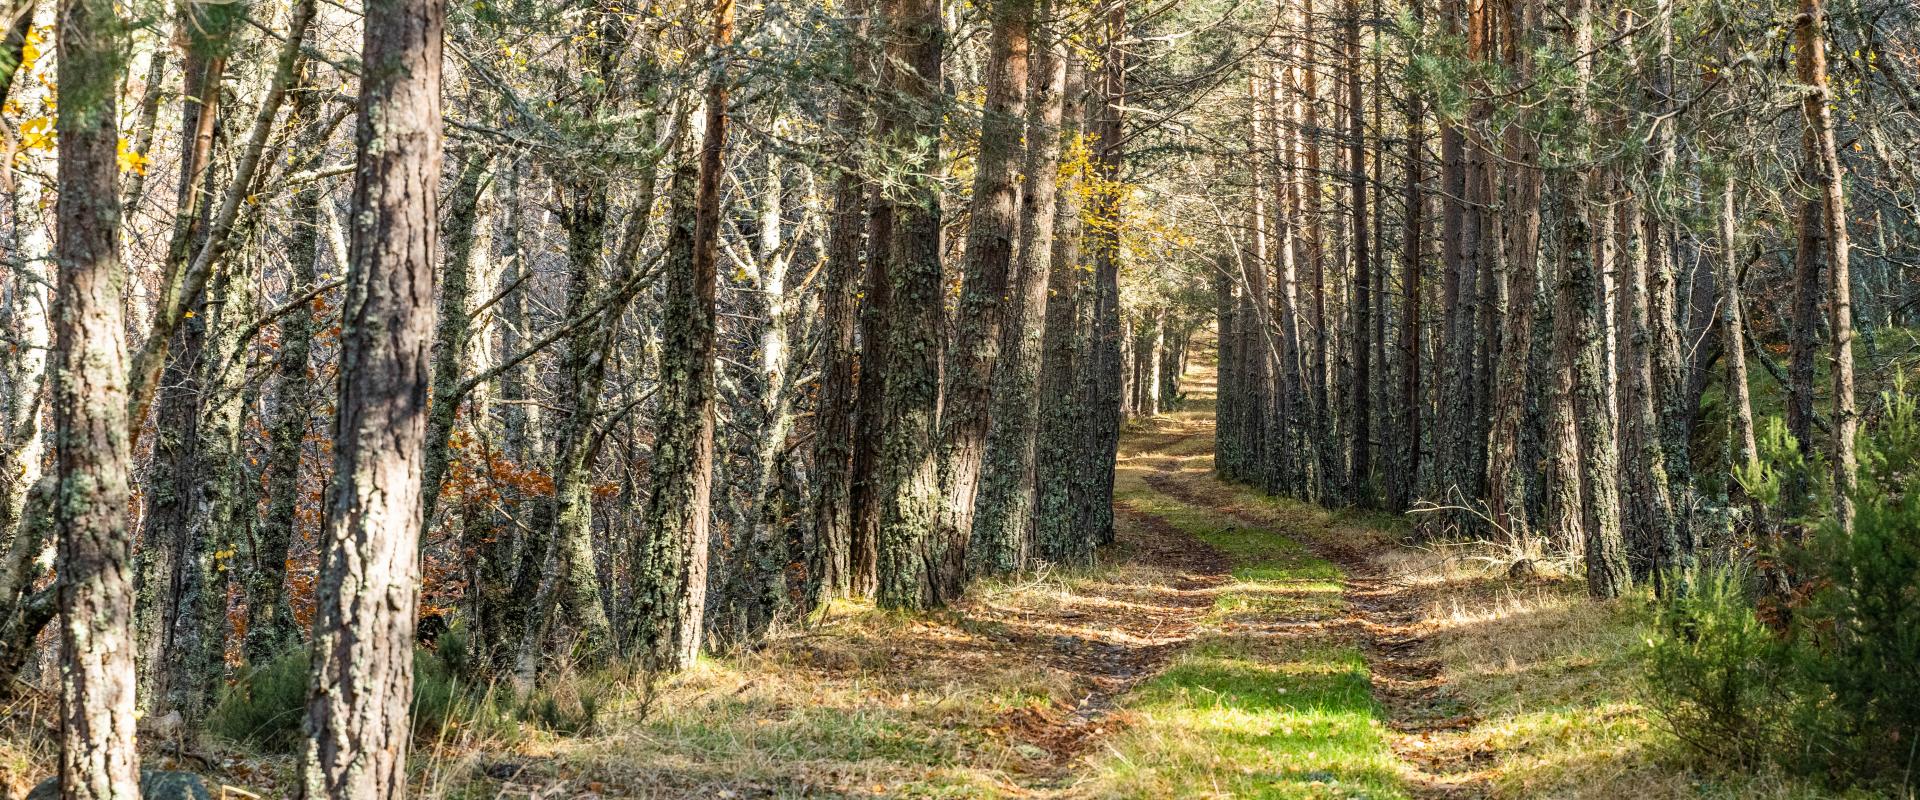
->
(1090, 487, 1406, 799)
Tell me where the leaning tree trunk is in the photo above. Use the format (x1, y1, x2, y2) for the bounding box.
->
(299, 0, 443, 794)
(54, 0, 140, 793)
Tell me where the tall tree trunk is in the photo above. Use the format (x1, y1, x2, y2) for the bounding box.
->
(807, 0, 877, 601)
(1346, 0, 1371, 506)
(1720, 176, 1759, 501)
(712, 148, 804, 649)
(1484, 0, 1541, 549)
(629, 0, 728, 669)
(420, 151, 495, 526)
(973, 16, 1067, 576)
(299, 0, 443, 794)
(873, 0, 950, 610)
(1034, 56, 1090, 566)
(939, 0, 1030, 590)
(1388, 0, 1424, 513)
(0, 6, 51, 682)
(247, 71, 330, 665)
(1796, 0, 1856, 530)
(1273, 45, 1312, 499)
(514, 174, 620, 671)
(1302, 0, 1334, 503)
(134, 0, 241, 706)
(1563, 0, 1628, 599)
(1646, 0, 1693, 562)
(1082, 0, 1127, 548)
(1620, 181, 1677, 587)
(1239, 72, 1272, 491)
(54, 0, 140, 793)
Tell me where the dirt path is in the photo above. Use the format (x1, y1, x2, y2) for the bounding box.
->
(986, 501, 1233, 780)
(453, 395, 1472, 799)
(1137, 424, 1489, 799)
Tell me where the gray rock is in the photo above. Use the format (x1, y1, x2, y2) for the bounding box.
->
(25, 770, 212, 800)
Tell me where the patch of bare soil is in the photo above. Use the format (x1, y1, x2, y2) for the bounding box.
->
(1142, 469, 1492, 799)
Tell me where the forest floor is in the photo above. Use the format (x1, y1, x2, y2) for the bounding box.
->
(403, 357, 1840, 799)
(0, 361, 1848, 799)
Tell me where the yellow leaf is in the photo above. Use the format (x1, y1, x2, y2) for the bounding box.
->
(117, 138, 150, 176)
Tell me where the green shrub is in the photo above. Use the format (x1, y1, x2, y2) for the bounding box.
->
(1650, 382, 1920, 794)
(207, 649, 312, 752)
(1794, 384, 1920, 785)
(209, 644, 482, 753)
(1643, 567, 1803, 769)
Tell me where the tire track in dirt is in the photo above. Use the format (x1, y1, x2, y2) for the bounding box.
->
(987, 482, 1233, 788)
(1140, 460, 1489, 800)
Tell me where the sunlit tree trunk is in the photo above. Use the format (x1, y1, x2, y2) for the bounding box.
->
(299, 0, 444, 793)
(1720, 176, 1759, 502)
(629, 0, 728, 668)
(973, 16, 1067, 576)
(1796, 0, 1856, 530)
(1561, 0, 1628, 600)
(54, 0, 140, 792)
(938, 0, 1030, 592)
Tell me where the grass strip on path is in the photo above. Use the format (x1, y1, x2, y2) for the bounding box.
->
(1083, 428, 1408, 800)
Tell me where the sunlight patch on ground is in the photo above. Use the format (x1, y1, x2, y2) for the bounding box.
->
(1085, 469, 1406, 799)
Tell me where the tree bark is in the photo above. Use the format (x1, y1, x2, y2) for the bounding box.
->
(872, 0, 950, 610)
(1346, 0, 1371, 506)
(939, 0, 1031, 585)
(1034, 56, 1090, 566)
(1562, 0, 1629, 599)
(972, 16, 1066, 576)
(54, 0, 140, 792)
(1483, 0, 1540, 549)
(299, 0, 443, 794)
(628, 0, 727, 669)
(1082, 0, 1127, 548)
(1796, 0, 1856, 530)
(247, 68, 330, 665)
(1720, 176, 1759, 501)
(807, 0, 878, 600)
(1388, 0, 1423, 513)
